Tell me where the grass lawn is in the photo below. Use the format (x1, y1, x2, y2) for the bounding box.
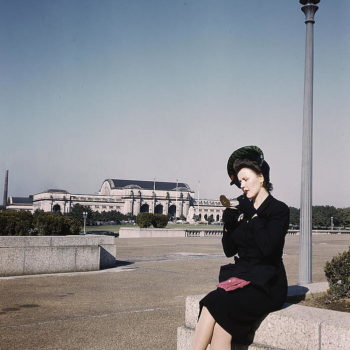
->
(86, 223, 223, 233)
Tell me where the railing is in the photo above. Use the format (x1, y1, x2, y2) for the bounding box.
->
(185, 230, 202, 237)
(185, 229, 222, 237)
(290, 229, 350, 235)
(185, 229, 350, 237)
(203, 230, 223, 237)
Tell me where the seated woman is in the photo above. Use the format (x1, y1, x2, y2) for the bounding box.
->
(191, 145, 290, 350)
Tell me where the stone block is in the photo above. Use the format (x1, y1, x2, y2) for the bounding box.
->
(51, 236, 87, 246)
(287, 282, 329, 297)
(253, 304, 321, 349)
(320, 309, 350, 349)
(0, 236, 116, 276)
(177, 326, 193, 350)
(177, 326, 284, 350)
(183, 295, 350, 350)
(303, 281, 329, 294)
(75, 246, 100, 271)
(24, 247, 76, 274)
(24, 236, 52, 247)
(0, 247, 25, 276)
(185, 294, 204, 328)
(0, 236, 51, 248)
(94, 235, 115, 245)
(118, 227, 186, 238)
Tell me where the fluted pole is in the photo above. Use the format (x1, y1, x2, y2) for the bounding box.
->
(298, 0, 320, 285)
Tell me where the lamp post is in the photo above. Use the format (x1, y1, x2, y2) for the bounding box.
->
(153, 177, 156, 214)
(175, 179, 178, 221)
(298, 0, 320, 285)
(83, 211, 88, 235)
(197, 180, 200, 222)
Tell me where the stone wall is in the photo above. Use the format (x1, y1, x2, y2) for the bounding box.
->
(177, 293, 350, 350)
(0, 235, 117, 276)
(119, 227, 187, 238)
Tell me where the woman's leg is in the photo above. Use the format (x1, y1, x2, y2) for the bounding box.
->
(191, 306, 216, 350)
(210, 322, 232, 350)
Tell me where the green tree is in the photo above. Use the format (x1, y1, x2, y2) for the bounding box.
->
(33, 211, 80, 236)
(335, 208, 350, 228)
(289, 207, 300, 228)
(136, 213, 153, 228)
(312, 206, 337, 228)
(0, 210, 33, 236)
(288, 206, 349, 229)
(125, 213, 136, 221)
(324, 247, 350, 300)
(68, 204, 93, 225)
(152, 214, 169, 228)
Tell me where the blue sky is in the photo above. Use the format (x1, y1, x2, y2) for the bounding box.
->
(1, 0, 349, 208)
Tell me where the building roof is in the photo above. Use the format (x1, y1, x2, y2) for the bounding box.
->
(46, 189, 70, 194)
(108, 179, 192, 192)
(10, 196, 33, 204)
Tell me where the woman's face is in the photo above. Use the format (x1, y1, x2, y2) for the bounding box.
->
(237, 167, 264, 200)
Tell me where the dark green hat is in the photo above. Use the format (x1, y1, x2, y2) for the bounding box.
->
(227, 145, 269, 187)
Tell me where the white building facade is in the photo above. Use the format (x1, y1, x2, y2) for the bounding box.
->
(7, 179, 228, 222)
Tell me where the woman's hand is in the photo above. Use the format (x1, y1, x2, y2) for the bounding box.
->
(222, 207, 240, 231)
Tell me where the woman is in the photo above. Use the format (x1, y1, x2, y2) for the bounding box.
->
(192, 145, 290, 350)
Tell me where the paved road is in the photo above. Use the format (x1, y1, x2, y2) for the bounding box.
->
(0, 235, 349, 350)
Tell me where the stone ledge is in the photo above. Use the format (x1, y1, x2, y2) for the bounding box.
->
(0, 235, 117, 276)
(0, 235, 114, 247)
(287, 282, 329, 296)
(177, 327, 283, 350)
(178, 289, 350, 350)
(119, 227, 186, 238)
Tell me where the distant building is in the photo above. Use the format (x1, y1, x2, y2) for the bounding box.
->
(6, 179, 227, 222)
(6, 196, 33, 212)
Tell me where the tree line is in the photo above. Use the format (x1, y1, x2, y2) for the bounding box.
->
(68, 204, 135, 225)
(0, 204, 135, 236)
(289, 206, 350, 229)
(0, 210, 80, 236)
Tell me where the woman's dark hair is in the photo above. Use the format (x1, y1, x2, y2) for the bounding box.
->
(233, 158, 273, 192)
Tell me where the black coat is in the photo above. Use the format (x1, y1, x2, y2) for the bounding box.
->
(199, 194, 290, 344)
(220, 194, 290, 294)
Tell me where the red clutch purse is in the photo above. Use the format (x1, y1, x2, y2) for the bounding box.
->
(216, 277, 250, 292)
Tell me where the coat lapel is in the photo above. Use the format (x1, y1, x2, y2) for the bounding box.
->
(256, 194, 273, 216)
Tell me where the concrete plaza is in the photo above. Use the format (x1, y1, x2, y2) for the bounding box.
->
(0, 235, 349, 350)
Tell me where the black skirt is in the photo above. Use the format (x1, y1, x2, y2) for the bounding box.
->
(199, 279, 287, 345)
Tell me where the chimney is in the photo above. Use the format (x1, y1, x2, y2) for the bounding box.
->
(3, 170, 8, 208)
